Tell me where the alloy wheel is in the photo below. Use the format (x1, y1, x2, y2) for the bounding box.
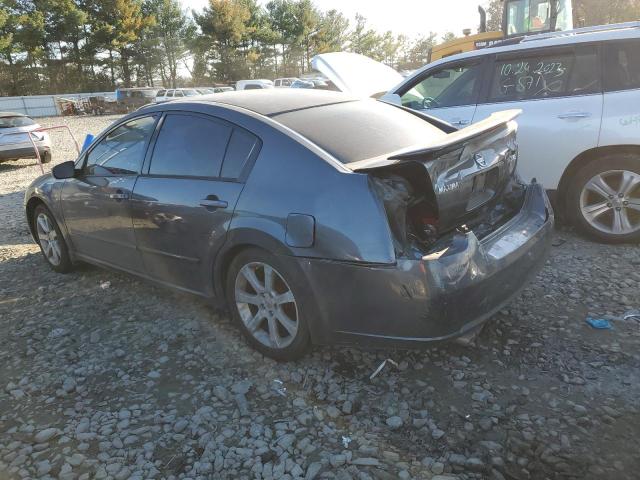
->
(580, 170, 640, 235)
(234, 261, 299, 349)
(36, 212, 62, 266)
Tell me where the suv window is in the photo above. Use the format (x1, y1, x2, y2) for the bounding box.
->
(221, 128, 260, 179)
(401, 62, 482, 110)
(604, 40, 640, 92)
(488, 47, 599, 102)
(149, 114, 232, 177)
(244, 84, 262, 90)
(166, 90, 174, 97)
(157, 89, 166, 97)
(85, 116, 156, 176)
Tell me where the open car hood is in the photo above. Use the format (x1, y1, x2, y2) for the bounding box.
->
(311, 52, 404, 98)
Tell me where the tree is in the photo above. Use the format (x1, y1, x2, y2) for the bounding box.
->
(485, 0, 503, 32)
(574, 0, 640, 27)
(196, 0, 252, 81)
(349, 14, 381, 56)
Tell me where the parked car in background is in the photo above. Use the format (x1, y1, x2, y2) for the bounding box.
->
(236, 79, 274, 90)
(313, 22, 640, 243)
(155, 88, 201, 103)
(0, 112, 52, 163)
(24, 89, 552, 360)
(114, 87, 160, 112)
(213, 86, 235, 93)
(274, 78, 298, 87)
(290, 79, 315, 89)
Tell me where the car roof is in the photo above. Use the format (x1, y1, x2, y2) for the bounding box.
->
(162, 89, 359, 117)
(423, 22, 640, 70)
(0, 111, 27, 118)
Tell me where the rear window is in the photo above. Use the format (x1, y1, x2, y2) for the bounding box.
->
(0, 116, 35, 128)
(604, 40, 640, 92)
(273, 100, 447, 163)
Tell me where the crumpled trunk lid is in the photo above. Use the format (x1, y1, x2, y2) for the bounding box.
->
(349, 110, 522, 234)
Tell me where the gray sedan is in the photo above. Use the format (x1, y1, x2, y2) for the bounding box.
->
(24, 90, 553, 360)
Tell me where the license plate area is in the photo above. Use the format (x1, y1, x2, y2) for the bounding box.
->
(466, 166, 499, 211)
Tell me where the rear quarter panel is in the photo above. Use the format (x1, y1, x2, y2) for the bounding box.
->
(600, 89, 640, 147)
(230, 123, 395, 264)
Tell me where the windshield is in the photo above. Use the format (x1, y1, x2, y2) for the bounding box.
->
(0, 116, 35, 128)
(505, 0, 572, 36)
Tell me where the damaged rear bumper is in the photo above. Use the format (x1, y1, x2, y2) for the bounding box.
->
(300, 182, 553, 347)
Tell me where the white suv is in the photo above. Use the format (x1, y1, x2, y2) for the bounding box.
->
(313, 23, 640, 243)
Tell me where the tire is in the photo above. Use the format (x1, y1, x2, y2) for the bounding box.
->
(41, 150, 52, 164)
(225, 248, 311, 361)
(567, 153, 640, 243)
(33, 205, 73, 273)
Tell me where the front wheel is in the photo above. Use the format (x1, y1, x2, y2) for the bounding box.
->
(567, 154, 640, 243)
(226, 248, 311, 361)
(33, 205, 73, 273)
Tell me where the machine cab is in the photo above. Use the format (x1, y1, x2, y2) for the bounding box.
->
(503, 0, 573, 37)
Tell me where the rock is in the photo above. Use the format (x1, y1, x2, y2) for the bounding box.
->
(329, 454, 347, 467)
(62, 377, 76, 393)
(352, 458, 380, 466)
(326, 405, 341, 419)
(386, 416, 403, 429)
(231, 380, 252, 394)
(305, 462, 322, 480)
(174, 419, 189, 433)
(36, 459, 52, 476)
(431, 462, 445, 474)
(34, 428, 59, 443)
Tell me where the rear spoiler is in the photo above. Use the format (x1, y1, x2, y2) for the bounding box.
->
(347, 109, 521, 172)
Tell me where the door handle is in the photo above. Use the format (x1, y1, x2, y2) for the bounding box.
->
(200, 196, 228, 210)
(109, 190, 129, 200)
(451, 119, 470, 126)
(557, 112, 591, 120)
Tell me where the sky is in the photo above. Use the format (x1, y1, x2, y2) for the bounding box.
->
(179, 0, 493, 40)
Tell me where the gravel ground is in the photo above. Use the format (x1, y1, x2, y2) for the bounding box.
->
(1, 115, 639, 480)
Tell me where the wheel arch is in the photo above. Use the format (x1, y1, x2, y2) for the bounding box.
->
(557, 145, 640, 217)
(25, 196, 47, 242)
(212, 228, 295, 301)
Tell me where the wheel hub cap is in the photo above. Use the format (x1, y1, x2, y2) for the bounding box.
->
(36, 212, 62, 266)
(234, 262, 299, 349)
(580, 170, 640, 235)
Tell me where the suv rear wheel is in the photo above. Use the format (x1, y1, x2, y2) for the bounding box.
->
(567, 153, 640, 243)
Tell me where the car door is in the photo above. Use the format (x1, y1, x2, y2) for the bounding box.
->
(60, 115, 158, 272)
(473, 44, 603, 188)
(600, 39, 640, 147)
(396, 58, 486, 128)
(130, 112, 260, 294)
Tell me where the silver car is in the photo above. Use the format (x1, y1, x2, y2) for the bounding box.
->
(0, 112, 52, 163)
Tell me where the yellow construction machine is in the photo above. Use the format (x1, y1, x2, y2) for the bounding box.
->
(430, 0, 574, 61)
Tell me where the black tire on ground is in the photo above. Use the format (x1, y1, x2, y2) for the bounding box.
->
(566, 153, 640, 243)
(225, 247, 311, 361)
(41, 150, 52, 163)
(33, 205, 74, 273)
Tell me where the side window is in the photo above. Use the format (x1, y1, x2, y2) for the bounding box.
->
(488, 47, 599, 102)
(244, 84, 262, 90)
(221, 128, 261, 179)
(84, 116, 156, 176)
(166, 90, 174, 97)
(157, 89, 165, 97)
(174, 90, 184, 97)
(604, 40, 640, 92)
(149, 114, 232, 178)
(401, 62, 482, 110)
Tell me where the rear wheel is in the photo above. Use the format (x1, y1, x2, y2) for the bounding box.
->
(33, 205, 73, 273)
(567, 154, 640, 243)
(226, 248, 311, 360)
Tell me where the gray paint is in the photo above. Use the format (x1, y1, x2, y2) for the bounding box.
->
(25, 91, 553, 346)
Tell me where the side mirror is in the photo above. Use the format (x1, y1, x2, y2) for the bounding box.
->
(52, 160, 76, 179)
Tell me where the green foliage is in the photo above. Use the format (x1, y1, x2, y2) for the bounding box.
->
(7, 0, 636, 96)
